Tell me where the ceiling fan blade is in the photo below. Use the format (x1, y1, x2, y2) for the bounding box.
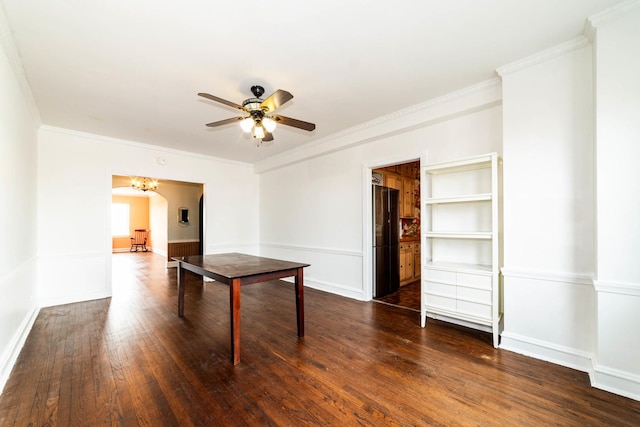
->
(198, 93, 243, 110)
(205, 117, 242, 127)
(262, 132, 274, 142)
(260, 89, 293, 113)
(272, 114, 316, 131)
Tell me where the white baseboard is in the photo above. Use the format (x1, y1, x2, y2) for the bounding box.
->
(112, 247, 154, 253)
(500, 331, 593, 372)
(276, 276, 365, 301)
(38, 290, 111, 309)
(0, 305, 39, 394)
(592, 359, 640, 401)
(501, 331, 640, 402)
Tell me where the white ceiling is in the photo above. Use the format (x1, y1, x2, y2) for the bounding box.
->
(1, 0, 622, 164)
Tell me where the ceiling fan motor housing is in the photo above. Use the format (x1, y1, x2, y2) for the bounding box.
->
(243, 86, 268, 120)
(250, 85, 265, 98)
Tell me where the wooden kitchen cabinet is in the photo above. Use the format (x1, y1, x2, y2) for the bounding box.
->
(414, 242, 421, 280)
(373, 162, 419, 220)
(399, 242, 414, 285)
(385, 173, 402, 192)
(400, 241, 420, 285)
(402, 176, 414, 218)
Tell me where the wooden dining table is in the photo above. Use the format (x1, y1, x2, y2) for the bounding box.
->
(173, 253, 310, 365)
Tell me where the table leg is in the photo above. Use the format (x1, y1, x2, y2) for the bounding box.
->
(230, 278, 241, 365)
(295, 267, 305, 337)
(177, 262, 185, 317)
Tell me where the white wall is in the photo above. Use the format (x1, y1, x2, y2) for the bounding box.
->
(498, 40, 597, 371)
(149, 193, 168, 256)
(592, 3, 640, 399)
(498, 3, 640, 400)
(258, 82, 502, 300)
(37, 126, 260, 307)
(0, 13, 40, 392)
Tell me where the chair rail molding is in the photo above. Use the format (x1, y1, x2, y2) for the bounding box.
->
(593, 279, 640, 297)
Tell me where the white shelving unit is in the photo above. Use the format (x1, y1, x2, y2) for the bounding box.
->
(420, 153, 503, 347)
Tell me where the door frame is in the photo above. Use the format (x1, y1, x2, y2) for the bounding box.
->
(106, 171, 206, 296)
(362, 152, 427, 301)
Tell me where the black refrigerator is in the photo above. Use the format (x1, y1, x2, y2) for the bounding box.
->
(372, 185, 400, 298)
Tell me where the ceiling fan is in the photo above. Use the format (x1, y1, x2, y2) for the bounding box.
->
(198, 85, 316, 142)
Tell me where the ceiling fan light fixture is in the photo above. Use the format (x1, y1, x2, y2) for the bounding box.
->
(240, 117, 254, 133)
(253, 124, 265, 139)
(262, 117, 276, 132)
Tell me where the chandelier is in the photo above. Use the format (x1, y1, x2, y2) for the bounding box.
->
(131, 177, 158, 192)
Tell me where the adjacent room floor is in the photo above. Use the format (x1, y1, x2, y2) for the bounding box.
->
(374, 280, 421, 312)
(1, 252, 638, 426)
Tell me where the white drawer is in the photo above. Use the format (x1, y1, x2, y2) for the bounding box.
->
(425, 281, 456, 298)
(457, 300, 491, 320)
(424, 268, 456, 284)
(426, 294, 456, 312)
(457, 286, 491, 304)
(457, 272, 491, 289)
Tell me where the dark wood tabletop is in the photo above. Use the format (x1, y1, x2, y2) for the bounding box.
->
(176, 253, 309, 283)
(173, 252, 309, 365)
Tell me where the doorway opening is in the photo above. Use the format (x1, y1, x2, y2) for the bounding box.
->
(371, 160, 421, 312)
(110, 175, 205, 294)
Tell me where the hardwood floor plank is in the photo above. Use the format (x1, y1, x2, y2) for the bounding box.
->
(1, 252, 639, 426)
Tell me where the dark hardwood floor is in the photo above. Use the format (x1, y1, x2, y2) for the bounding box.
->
(1, 252, 639, 426)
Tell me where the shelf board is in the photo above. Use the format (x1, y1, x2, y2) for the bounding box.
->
(424, 231, 492, 239)
(424, 261, 492, 274)
(423, 154, 495, 175)
(424, 193, 492, 204)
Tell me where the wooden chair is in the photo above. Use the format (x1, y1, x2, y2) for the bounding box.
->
(130, 229, 149, 252)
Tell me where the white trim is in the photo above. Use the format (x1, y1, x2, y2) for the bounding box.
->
(39, 125, 253, 168)
(500, 331, 594, 373)
(39, 290, 111, 309)
(260, 243, 362, 258)
(363, 166, 373, 302)
(362, 152, 429, 303)
(279, 276, 365, 301)
(206, 242, 259, 254)
(501, 332, 640, 402)
(0, 305, 39, 395)
(254, 79, 501, 174)
(585, 0, 640, 41)
(112, 247, 155, 253)
(152, 247, 168, 258)
(501, 267, 594, 286)
(593, 280, 640, 296)
(592, 358, 640, 401)
(496, 36, 590, 77)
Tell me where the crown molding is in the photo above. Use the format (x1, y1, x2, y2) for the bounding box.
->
(254, 78, 502, 174)
(0, 4, 41, 124)
(496, 36, 590, 77)
(585, 0, 640, 41)
(39, 125, 254, 169)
